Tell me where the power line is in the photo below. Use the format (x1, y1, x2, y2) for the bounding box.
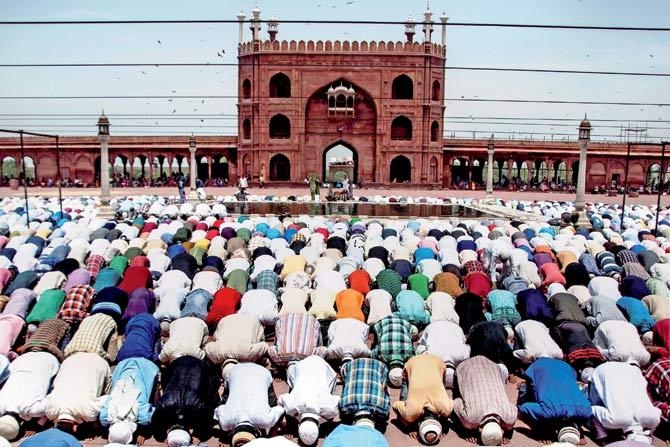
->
(0, 95, 665, 107)
(0, 63, 666, 77)
(0, 19, 668, 32)
(0, 113, 668, 123)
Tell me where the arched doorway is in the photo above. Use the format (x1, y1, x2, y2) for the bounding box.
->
(212, 155, 229, 181)
(323, 141, 358, 184)
(197, 156, 209, 180)
(269, 154, 290, 181)
(20, 156, 36, 179)
(389, 155, 411, 183)
(1, 156, 16, 179)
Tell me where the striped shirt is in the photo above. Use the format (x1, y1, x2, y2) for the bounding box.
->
(454, 356, 517, 428)
(84, 254, 106, 279)
(269, 313, 325, 363)
(20, 318, 70, 361)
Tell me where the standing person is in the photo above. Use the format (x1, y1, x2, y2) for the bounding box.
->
(177, 174, 186, 204)
(239, 174, 248, 194)
(309, 174, 320, 201)
(259, 167, 265, 188)
(342, 176, 350, 201)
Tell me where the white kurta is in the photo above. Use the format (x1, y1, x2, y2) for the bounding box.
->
(365, 289, 393, 325)
(239, 290, 279, 326)
(326, 318, 370, 360)
(513, 320, 563, 364)
(192, 270, 223, 295)
(589, 362, 661, 434)
(425, 292, 459, 324)
(279, 356, 339, 422)
(44, 352, 110, 423)
(416, 321, 470, 366)
(0, 352, 60, 419)
(158, 317, 208, 363)
(593, 320, 651, 366)
(215, 363, 284, 431)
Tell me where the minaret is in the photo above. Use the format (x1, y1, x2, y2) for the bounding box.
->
(404, 15, 416, 43)
(250, 5, 261, 41)
(423, 2, 434, 42)
(268, 16, 279, 42)
(440, 11, 449, 48)
(237, 10, 246, 43)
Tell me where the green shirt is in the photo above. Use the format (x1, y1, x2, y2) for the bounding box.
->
(109, 255, 129, 277)
(408, 273, 430, 299)
(26, 289, 66, 324)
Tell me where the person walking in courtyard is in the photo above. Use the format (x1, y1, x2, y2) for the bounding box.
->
(177, 174, 186, 203)
(309, 174, 320, 201)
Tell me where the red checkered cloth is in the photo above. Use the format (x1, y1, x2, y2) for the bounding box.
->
(566, 347, 604, 365)
(646, 359, 670, 420)
(57, 284, 95, 324)
(84, 254, 106, 279)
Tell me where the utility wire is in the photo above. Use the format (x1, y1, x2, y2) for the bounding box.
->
(0, 95, 665, 107)
(0, 19, 668, 31)
(0, 114, 668, 123)
(0, 63, 666, 77)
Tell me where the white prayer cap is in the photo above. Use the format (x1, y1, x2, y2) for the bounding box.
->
(298, 419, 319, 445)
(388, 367, 403, 387)
(480, 420, 503, 446)
(0, 415, 19, 441)
(418, 417, 442, 445)
(580, 367, 594, 383)
(167, 428, 191, 447)
(557, 426, 580, 445)
(108, 420, 135, 444)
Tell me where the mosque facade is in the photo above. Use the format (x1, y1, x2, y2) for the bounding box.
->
(0, 7, 665, 192)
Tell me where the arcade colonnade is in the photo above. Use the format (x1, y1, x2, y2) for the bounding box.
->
(442, 140, 668, 191)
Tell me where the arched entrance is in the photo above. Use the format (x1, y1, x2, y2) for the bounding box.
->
(322, 141, 358, 184)
(269, 154, 290, 181)
(390, 155, 411, 183)
(211, 154, 229, 181)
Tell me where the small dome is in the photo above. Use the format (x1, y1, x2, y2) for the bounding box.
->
(98, 112, 109, 125)
(327, 86, 335, 94)
(580, 114, 591, 129)
(347, 86, 355, 95)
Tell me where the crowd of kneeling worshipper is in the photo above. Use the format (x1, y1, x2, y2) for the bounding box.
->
(1, 196, 670, 446)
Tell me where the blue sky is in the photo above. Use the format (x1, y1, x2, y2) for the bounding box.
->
(0, 0, 668, 141)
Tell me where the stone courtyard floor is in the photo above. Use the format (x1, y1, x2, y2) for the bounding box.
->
(1, 186, 667, 208)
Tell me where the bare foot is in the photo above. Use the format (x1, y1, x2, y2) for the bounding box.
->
(192, 436, 201, 445)
(136, 434, 146, 445)
(408, 431, 418, 440)
(508, 375, 517, 384)
(541, 439, 553, 445)
(579, 437, 588, 446)
(465, 436, 479, 444)
(502, 436, 511, 445)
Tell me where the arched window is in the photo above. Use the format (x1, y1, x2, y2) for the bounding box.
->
(328, 96, 335, 108)
(391, 116, 412, 141)
(432, 80, 441, 101)
(336, 94, 346, 108)
(389, 155, 411, 183)
(242, 119, 251, 140)
(391, 74, 413, 99)
(431, 121, 440, 142)
(269, 154, 291, 181)
(269, 114, 291, 139)
(269, 73, 291, 98)
(242, 79, 251, 99)
(429, 156, 438, 183)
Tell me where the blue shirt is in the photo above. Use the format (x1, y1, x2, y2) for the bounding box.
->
(519, 358, 592, 424)
(617, 297, 655, 333)
(323, 425, 389, 447)
(99, 357, 159, 427)
(20, 429, 81, 447)
(394, 290, 430, 325)
(117, 313, 161, 362)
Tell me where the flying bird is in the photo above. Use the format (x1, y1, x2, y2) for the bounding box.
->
(141, 70, 146, 74)
(217, 52, 224, 57)
(172, 109, 176, 113)
(346, 1, 354, 4)
(171, 90, 176, 93)
(157, 40, 161, 44)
